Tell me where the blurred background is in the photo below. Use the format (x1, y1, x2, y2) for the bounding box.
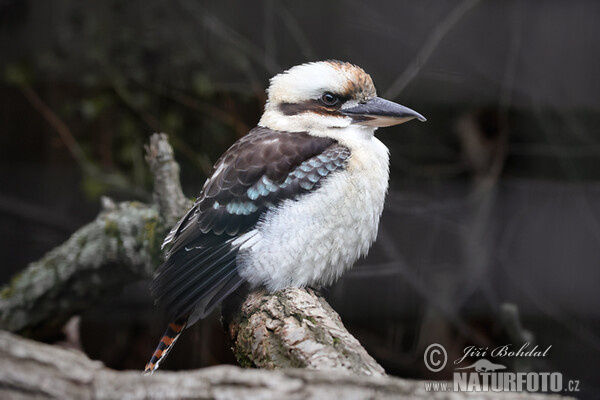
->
(1, 0, 599, 397)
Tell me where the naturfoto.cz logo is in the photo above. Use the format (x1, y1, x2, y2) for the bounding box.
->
(423, 343, 580, 393)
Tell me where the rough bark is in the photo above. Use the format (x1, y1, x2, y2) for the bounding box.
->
(0, 200, 162, 335)
(0, 330, 565, 400)
(144, 133, 190, 227)
(225, 287, 386, 377)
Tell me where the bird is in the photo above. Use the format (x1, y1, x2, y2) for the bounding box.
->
(144, 60, 426, 374)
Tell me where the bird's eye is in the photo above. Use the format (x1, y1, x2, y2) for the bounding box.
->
(320, 92, 339, 107)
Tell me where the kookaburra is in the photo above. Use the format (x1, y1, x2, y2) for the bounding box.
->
(144, 60, 425, 374)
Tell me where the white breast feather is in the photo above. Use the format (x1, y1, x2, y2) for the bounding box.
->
(237, 128, 390, 291)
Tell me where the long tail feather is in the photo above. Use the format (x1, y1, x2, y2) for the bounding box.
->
(143, 315, 188, 375)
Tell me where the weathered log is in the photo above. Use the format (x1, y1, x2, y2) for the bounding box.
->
(0, 330, 565, 400)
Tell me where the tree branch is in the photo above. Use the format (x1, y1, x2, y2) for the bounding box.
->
(0, 330, 563, 400)
(145, 132, 190, 226)
(0, 200, 162, 335)
(224, 287, 386, 376)
(0, 133, 188, 336)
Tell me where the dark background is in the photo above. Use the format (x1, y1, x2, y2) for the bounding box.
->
(1, 0, 599, 397)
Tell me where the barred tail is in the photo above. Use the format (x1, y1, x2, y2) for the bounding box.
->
(143, 315, 188, 375)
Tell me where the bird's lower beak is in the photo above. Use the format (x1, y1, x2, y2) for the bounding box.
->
(341, 97, 426, 127)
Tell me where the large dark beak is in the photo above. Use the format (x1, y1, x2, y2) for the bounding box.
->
(341, 97, 426, 127)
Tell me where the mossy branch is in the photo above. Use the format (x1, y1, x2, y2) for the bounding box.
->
(0, 201, 163, 335)
(0, 133, 189, 336)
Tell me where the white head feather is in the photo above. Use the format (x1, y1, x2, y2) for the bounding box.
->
(259, 61, 377, 137)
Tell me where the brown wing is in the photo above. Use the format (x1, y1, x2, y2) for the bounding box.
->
(151, 126, 350, 322)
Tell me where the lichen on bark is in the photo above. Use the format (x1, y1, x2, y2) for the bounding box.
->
(0, 202, 165, 334)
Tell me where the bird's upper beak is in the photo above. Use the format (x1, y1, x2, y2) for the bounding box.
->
(341, 97, 426, 127)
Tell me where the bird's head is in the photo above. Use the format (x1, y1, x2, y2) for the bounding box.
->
(259, 60, 425, 139)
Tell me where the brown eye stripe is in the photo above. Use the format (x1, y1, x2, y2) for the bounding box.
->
(279, 99, 345, 117)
